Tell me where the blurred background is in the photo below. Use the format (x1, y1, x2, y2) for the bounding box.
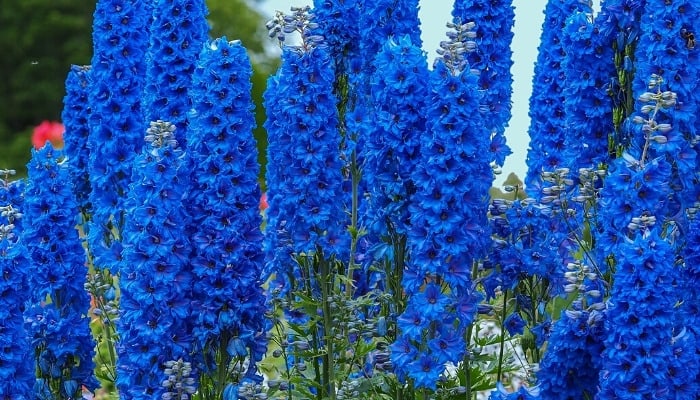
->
(0, 0, 276, 176)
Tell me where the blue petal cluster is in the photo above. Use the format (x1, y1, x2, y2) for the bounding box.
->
(451, 0, 514, 167)
(561, 11, 616, 172)
(364, 35, 429, 237)
(22, 145, 98, 397)
(0, 186, 33, 398)
(116, 123, 194, 398)
(537, 310, 604, 399)
(524, 0, 593, 190)
(187, 38, 268, 380)
(61, 65, 92, 210)
(263, 46, 346, 290)
(597, 229, 691, 398)
(87, 0, 152, 271)
(630, 0, 700, 210)
(143, 0, 209, 147)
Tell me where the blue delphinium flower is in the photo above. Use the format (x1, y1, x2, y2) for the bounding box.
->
(88, 0, 153, 272)
(262, 34, 346, 290)
(390, 24, 492, 388)
(488, 381, 540, 400)
(363, 35, 429, 237)
(597, 228, 685, 399)
(537, 309, 604, 399)
(451, 0, 514, 167)
(630, 0, 700, 211)
(143, 0, 209, 147)
(187, 38, 268, 386)
(116, 121, 195, 399)
(61, 65, 92, 211)
(22, 144, 98, 397)
(524, 0, 593, 191)
(561, 11, 616, 172)
(0, 199, 33, 398)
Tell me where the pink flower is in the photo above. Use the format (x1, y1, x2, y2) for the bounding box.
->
(260, 192, 268, 211)
(31, 120, 64, 149)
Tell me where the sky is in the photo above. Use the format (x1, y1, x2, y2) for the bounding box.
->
(257, 0, 599, 183)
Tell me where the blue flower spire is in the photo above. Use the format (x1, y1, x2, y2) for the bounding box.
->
(62, 65, 92, 211)
(629, 0, 700, 211)
(263, 14, 346, 289)
(390, 23, 490, 389)
(524, 0, 593, 191)
(142, 0, 209, 147)
(363, 35, 429, 237)
(560, 10, 616, 172)
(116, 121, 195, 399)
(451, 0, 514, 167)
(22, 145, 98, 398)
(595, 77, 698, 398)
(87, 0, 153, 272)
(0, 180, 33, 399)
(186, 38, 268, 389)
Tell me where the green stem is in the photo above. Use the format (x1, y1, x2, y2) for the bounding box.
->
(497, 289, 509, 382)
(319, 254, 336, 400)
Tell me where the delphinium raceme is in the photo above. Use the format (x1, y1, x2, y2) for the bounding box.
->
(0, 177, 33, 399)
(535, 258, 606, 399)
(451, 0, 514, 168)
(596, 77, 697, 398)
(262, 8, 348, 398)
(602, 0, 645, 150)
(143, 0, 209, 147)
(22, 145, 98, 398)
(87, 0, 152, 272)
(627, 3, 700, 387)
(186, 37, 268, 398)
(524, 0, 593, 191)
(363, 35, 428, 238)
(116, 121, 195, 399)
(61, 64, 92, 213)
(392, 21, 491, 396)
(560, 10, 616, 173)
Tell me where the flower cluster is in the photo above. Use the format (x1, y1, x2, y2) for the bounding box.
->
(87, 0, 152, 271)
(525, 0, 593, 190)
(561, 11, 616, 172)
(22, 145, 98, 397)
(187, 38, 268, 389)
(143, 0, 209, 147)
(263, 42, 346, 290)
(61, 65, 92, 210)
(0, 195, 33, 398)
(116, 121, 194, 399)
(363, 35, 429, 237)
(451, 0, 514, 167)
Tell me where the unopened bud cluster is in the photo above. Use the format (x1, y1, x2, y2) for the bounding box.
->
(145, 120, 178, 149)
(265, 6, 324, 49)
(161, 359, 196, 400)
(436, 19, 478, 75)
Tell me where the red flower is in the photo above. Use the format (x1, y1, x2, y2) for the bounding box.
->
(31, 120, 64, 149)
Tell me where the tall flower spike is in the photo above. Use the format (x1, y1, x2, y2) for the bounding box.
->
(143, 0, 209, 147)
(22, 144, 98, 397)
(392, 32, 491, 387)
(524, 0, 593, 192)
(451, 0, 515, 167)
(262, 43, 346, 291)
(87, 0, 153, 272)
(560, 11, 616, 173)
(116, 121, 195, 399)
(187, 38, 268, 390)
(363, 35, 429, 237)
(629, 0, 700, 209)
(62, 65, 92, 213)
(0, 187, 33, 398)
